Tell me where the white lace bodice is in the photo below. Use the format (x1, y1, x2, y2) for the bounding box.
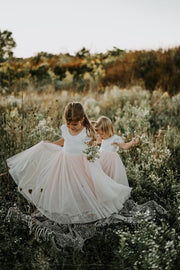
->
(100, 134, 123, 152)
(61, 124, 92, 154)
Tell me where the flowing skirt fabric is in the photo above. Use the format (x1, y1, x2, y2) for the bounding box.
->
(99, 151, 129, 186)
(7, 141, 131, 224)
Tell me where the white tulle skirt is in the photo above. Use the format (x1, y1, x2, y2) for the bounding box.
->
(7, 141, 131, 224)
(99, 151, 129, 186)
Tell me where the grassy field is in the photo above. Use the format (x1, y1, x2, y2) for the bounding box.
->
(0, 86, 179, 269)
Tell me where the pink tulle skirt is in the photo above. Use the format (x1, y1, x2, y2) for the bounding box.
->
(7, 141, 131, 224)
(99, 151, 129, 186)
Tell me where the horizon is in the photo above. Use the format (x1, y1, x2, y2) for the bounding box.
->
(7, 44, 180, 60)
(0, 0, 180, 58)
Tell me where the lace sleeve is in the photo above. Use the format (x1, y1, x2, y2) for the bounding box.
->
(113, 135, 124, 144)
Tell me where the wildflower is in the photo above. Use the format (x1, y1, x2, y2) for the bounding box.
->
(38, 119, 46, 127)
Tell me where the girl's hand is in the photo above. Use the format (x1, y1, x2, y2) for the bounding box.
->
(112, 142, 118, 146)
(96, 135, 102, 145)
(53, 138, 64, 146)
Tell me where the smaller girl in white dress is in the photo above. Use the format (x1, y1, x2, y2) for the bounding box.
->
(95, 116, 138, 186)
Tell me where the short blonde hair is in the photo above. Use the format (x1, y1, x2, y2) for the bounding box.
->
(95, 116, 114, 137)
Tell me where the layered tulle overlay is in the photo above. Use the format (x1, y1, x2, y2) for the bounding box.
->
(99, 151, 129, 186)
(98, 134, 129, 186)
(7, 125, 131, 224)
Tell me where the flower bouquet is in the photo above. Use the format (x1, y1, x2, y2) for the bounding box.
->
(83, 142, 100, 162)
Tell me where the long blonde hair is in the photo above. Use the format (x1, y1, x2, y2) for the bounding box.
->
(95, 116, 114, 137)
(64, 102, 96, 139)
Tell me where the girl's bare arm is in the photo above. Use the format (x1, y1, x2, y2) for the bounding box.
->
(53, 138, 64, 146)
(114, 137, 139, 150)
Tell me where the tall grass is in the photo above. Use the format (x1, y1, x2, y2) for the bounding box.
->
(0, 86, 179, 269)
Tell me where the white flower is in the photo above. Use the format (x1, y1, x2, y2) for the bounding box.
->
(38, 119, 47, 127)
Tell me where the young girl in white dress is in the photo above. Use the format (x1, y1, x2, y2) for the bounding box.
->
(7, 102, 131, 224)
(95, 116, 138, 186)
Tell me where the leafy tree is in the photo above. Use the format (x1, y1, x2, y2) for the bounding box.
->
(134, 51, 160, 91)
(32, 51, 54, 65)
(107, 47, 125, 57)
(174, 47, 180, 69)
(53, 65, 66, 80)
(0, 30, 16, 62)
(30, 64, 51, 86)
(75, 47, 90, 58)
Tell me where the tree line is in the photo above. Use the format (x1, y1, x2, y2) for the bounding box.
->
(0, 30, 180, 95)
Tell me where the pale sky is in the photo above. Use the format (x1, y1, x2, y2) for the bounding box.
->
(0, 0, 180, 58)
